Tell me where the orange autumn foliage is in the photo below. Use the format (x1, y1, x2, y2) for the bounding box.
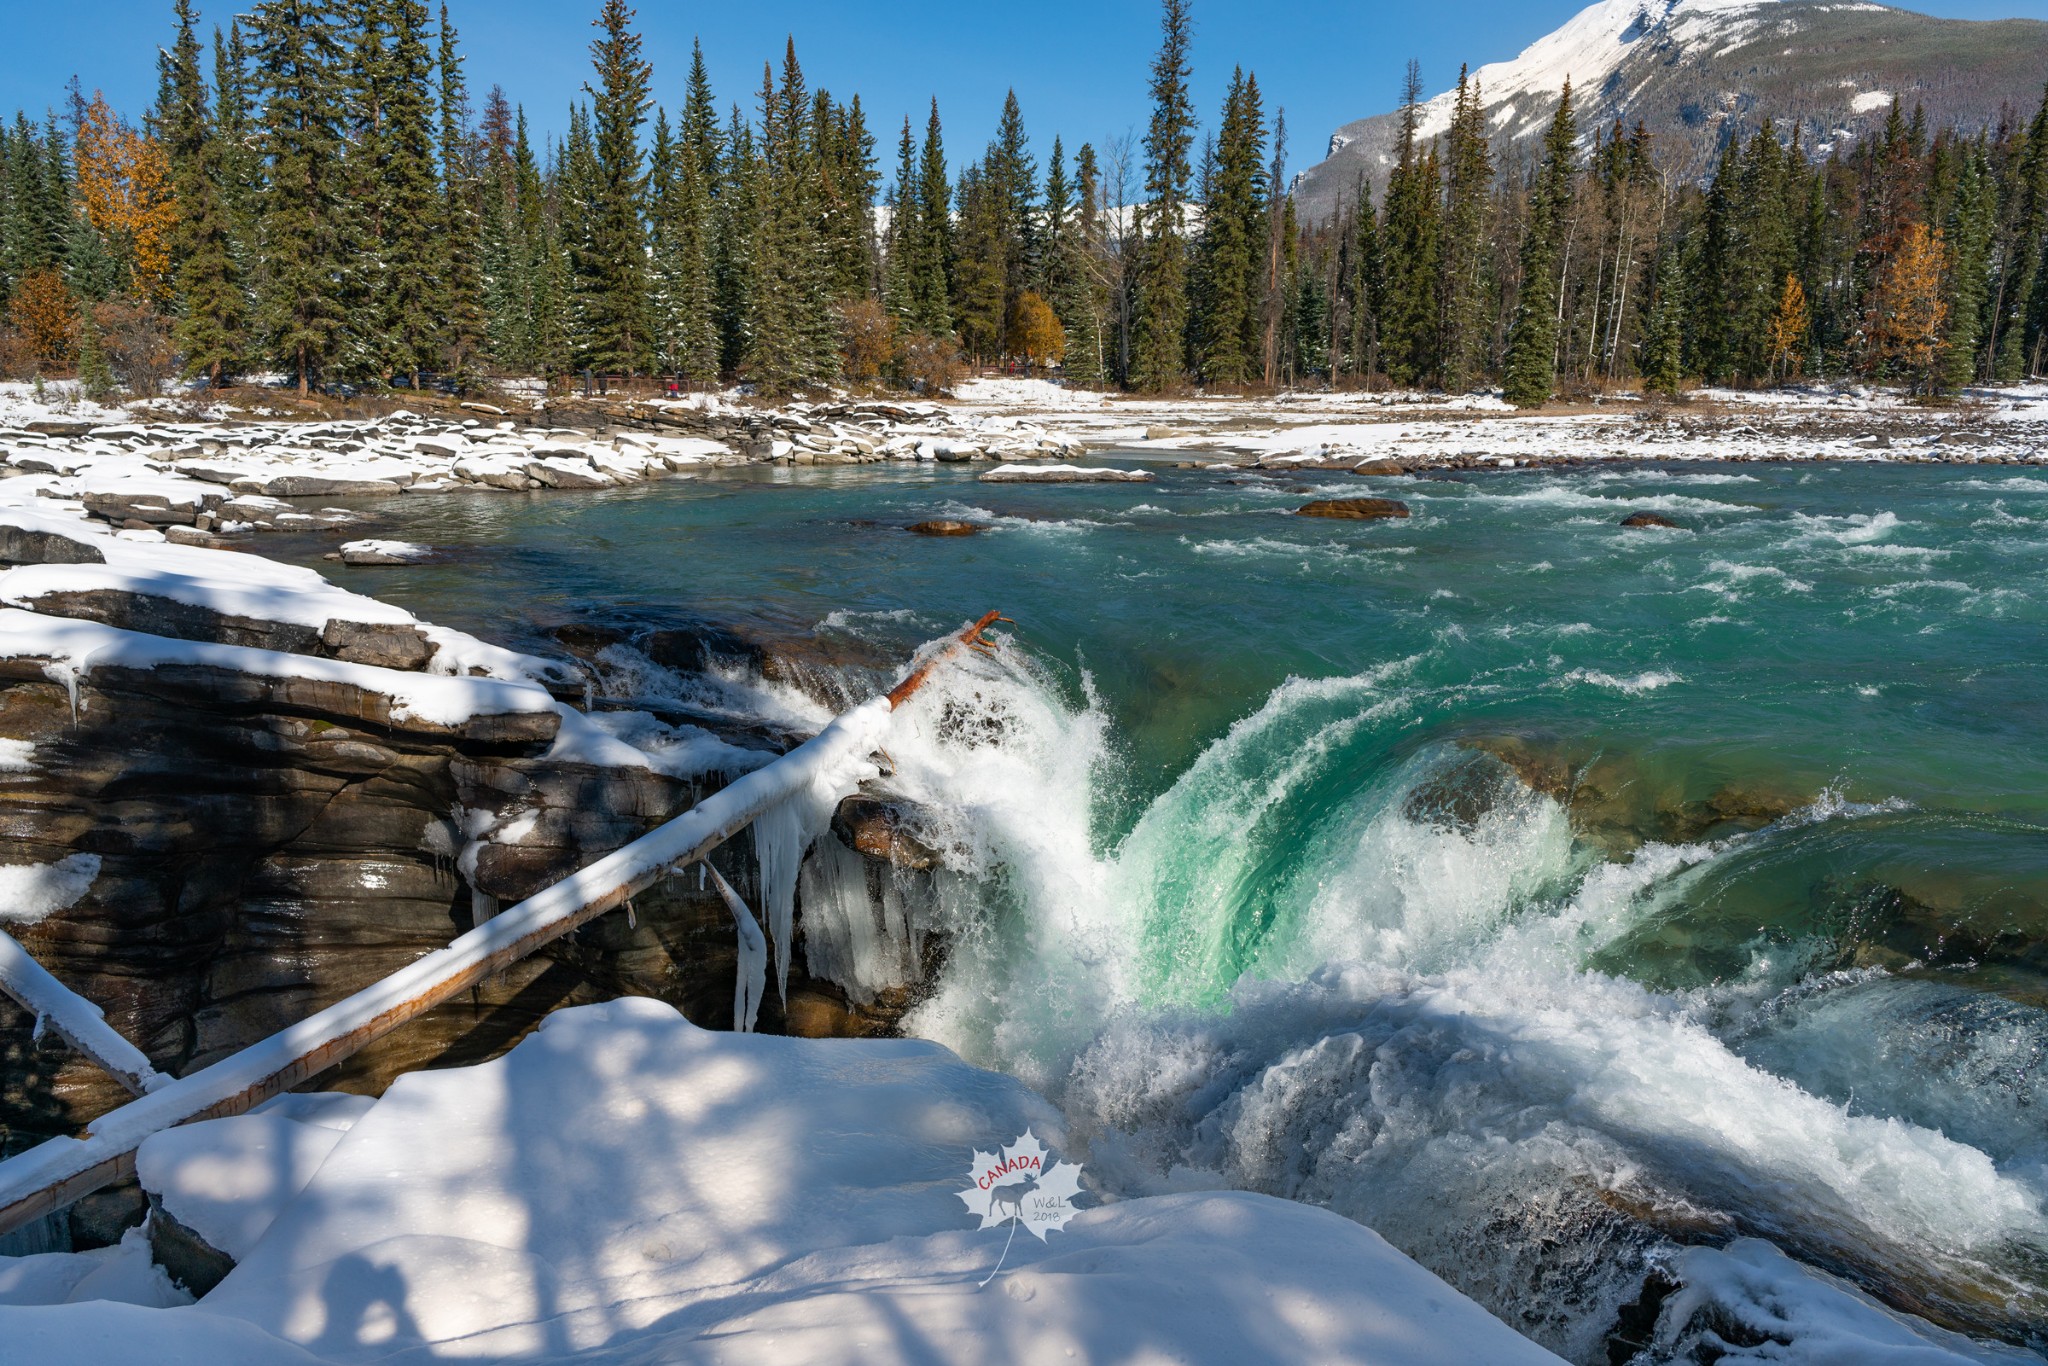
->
(1866, 223, 1948, 392)
(9, 268, 76, 368)
(73, 93, 178, 305)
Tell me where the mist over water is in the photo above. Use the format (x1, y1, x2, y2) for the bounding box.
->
(295, 459, 2048, 1362)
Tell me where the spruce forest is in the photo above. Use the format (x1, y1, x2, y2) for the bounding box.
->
(2, 0, 2046, 405)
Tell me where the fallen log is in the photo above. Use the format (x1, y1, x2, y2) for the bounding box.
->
(0, 610, 1007, 1240)
(0, 930, 165, 1098)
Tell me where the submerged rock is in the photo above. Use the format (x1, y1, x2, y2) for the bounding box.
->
(1620, 512, 1683, 529)
(1296, 497, 1412, 520)
(906, 519, 985, 537)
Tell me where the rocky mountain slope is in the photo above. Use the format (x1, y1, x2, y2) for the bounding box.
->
(1295, 0, 2048, 223)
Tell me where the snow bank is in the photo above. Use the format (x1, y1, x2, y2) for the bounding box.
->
(979, 464, 1155, 483)
(0, 507, 576, 690)
(0, 853, 102, 926)
(0, 1000, 1562, 1364)
(136, 1095, 373, 1261)
(0, 609, 558, 730)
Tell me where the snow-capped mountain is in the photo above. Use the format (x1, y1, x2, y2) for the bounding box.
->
(1293, 0, 2048, 222)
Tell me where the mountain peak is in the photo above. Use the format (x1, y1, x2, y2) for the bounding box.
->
(1295, 0, 2040, 223)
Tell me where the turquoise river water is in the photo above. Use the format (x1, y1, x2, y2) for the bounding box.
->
(285, 457, 2048, 1363)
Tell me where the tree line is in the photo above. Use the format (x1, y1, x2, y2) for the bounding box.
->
(1, 0, 2045, 402)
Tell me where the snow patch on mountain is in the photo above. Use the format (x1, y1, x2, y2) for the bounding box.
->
(1399, 0, 1782, 145)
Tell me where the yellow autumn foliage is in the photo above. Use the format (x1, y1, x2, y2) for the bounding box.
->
(73, 93, 178, 306)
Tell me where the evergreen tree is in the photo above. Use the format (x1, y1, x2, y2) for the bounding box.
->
(1502, 81, 1577, 408)
(437, 4, 486, 378)
(1941, 144, 1994, 392)
(1061, 141, 1109, 386)
(712, 103, 758, 374)
(1341, 173, 1382, 383)
(1192, 68, 1265, 385)
(1131, 0, 1194, 390)
(1438, 67, 1491, 392)
(909, 98, 952, 337)
(581, 0, 652, 373)
(249, 0, 348, 394)
(951, 160, 1004, 360)
(882, 115, 918, 325)
(166, 0, 246, 383)
(668, 42, 720, 382)
(1641, 239, 1686, 394)
(744, 44, 836, 391)
(377, 0, 444, 384)
(1379, 62, 1442, 386)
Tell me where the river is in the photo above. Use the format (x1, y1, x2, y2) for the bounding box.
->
(277, 456, 2048, 1362)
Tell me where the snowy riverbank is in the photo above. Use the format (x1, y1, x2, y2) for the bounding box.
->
(0, 1000, 1569, 1364)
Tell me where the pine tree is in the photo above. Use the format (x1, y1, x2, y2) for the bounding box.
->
(437, 3, 486, 379)
(1260, 110, 1289, 386)
(166, 0, 246, 384)
(376, 0, 443, 384)
(985, 90, 1037, 353)
(1502, 81, 1577, 408)
(1641, 240, 1686, 394)
(581, 0, 652, 373)
(882, 115, 919, 325)
(669, 42, 720, 382)
(1131, 0, 1194, 390)
(951, 162, 1002, 360)
(212, 22, 262, 298)
(1438, 67, 1492, 393)
(1941, 144, 1994, 391)
(1379, 62, 1442, 386)
(744, 44, 836, 392)
(712, 103, 758, 375)
(1060, 141, 1109, 386)
(249, 0, 348, 394)
(1192, 69, 1265, 386)
(909, 98, 953, 338)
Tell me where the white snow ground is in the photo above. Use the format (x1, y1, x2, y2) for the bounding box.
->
(0, 1001, 1564, 1364)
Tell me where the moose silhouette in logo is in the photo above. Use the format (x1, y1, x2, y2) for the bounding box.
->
(987, 1175, 1037, 1225)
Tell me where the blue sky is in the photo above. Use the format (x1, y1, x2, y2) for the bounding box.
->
(6, 0, 2045, 176)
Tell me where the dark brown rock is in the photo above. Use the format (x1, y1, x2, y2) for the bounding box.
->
(1351, 459, 1407, 476)
(907, 520, 986, 537)
(832, 795, 944, 870)
(0, 524, 106, 566)
(1620, 512, 1683, 529)
(1296, 497, 1411, 520)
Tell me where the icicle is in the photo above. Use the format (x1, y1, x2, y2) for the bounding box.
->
(624, 899, 637, 930)
(698, 864, 706, 891)
(751, 793, 828, 1004)
(795, 835, 915, 1007)
(30, 1012, 47, 1046)
(704, 862, 767, 1032)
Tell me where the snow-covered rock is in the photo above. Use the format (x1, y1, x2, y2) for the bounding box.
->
(0, 1000, 1563, 1365)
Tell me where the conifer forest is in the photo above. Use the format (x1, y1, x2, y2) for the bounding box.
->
(2, 0, 2046, 405)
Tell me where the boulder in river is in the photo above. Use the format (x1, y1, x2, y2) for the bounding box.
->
(1351, 460, 1407, 476)
(1296, 497, 1411, 520)
(1620, 512, 1683, 529)
(906, 520, 985, 537)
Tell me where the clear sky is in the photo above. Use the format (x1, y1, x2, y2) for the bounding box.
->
(6, 0, 2045, 176)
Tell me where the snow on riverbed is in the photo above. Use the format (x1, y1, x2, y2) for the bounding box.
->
(1, 1000, 1563, 1364)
